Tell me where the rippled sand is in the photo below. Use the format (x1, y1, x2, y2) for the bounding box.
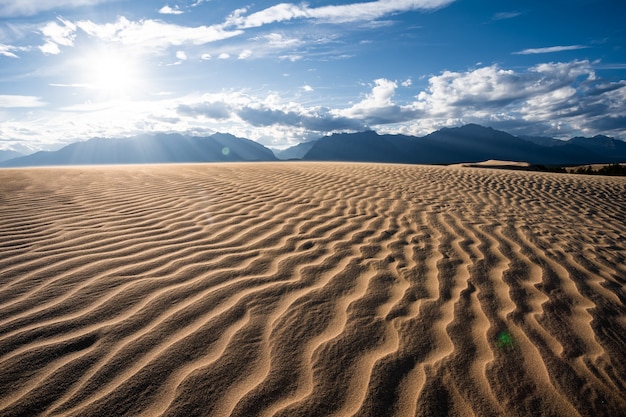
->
(1, 162, 625, 416)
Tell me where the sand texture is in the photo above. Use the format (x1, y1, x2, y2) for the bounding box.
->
(1, 162, 625, 417)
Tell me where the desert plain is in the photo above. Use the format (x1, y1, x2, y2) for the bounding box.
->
(0, 162, 625, 416)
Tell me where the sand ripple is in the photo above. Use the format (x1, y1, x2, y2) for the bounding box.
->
(1, 162, 625, 416)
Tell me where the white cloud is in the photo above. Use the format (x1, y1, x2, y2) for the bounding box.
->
(39, 42, 62, 55)
(0, 43, 28, 58)
(176, 50, 187, 60)
(415, 61, 593, 115)
(354, 79, 398, 108)
(74, 17, 244, 53)
(302, 85, 314, 92)
(238, 49, 252, 59)
(0, 95, 46, 108)
(254, 33, 304, 49)
(218, 52, 230, 59)
(513, 45, 589, 55)
(38, 18, 76, 54)
(225, 0, 456, 28)
(0, 0, 114, 17)
(158, 5, 184, 15)
(201, 53, 212, 60)
(279, 54, 303, 62)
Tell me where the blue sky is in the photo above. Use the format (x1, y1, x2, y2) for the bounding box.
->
(1, 0, 625, 152)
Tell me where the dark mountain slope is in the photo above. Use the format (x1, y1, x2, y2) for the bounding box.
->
(303, 124, 623, 165)
(1, 133, 277, 167)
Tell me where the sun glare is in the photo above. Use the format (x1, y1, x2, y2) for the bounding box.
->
(80, 46, 145, 99)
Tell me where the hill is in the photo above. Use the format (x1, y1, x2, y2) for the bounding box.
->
(0, 150, 23, 163)
(2, 125, 625, 167)
(301, 124, 625, 165)
(0, 133, 277, 167)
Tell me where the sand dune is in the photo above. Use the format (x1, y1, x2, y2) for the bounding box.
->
(0, 162, 625, 417)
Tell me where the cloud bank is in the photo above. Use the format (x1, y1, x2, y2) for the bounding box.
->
(173, 60, 626, 141)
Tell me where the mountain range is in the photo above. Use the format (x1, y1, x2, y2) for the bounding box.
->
(1, 125, 625, 167)
(300, 124, 626, 165)
(0, 133, 277, 167)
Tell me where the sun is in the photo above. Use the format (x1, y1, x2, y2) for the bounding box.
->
(80, 46, 145, 99)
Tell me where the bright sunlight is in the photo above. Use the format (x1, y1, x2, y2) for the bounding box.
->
(79, 46, 145, 99)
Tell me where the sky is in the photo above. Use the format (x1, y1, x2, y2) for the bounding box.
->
(1, 0, 625, 152)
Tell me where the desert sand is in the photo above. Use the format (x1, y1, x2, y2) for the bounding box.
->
(0, 162, 624, 417)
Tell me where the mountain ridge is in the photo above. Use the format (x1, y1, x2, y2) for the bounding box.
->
(1, 133, 277, 167)
(2, 125, 625, 167)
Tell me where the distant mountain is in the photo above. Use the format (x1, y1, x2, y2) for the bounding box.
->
(0, 150, 22, 163)
(567, 135, 626, 159)
(304, 130, 420, 163)
(273, 140, 318, 160)
(0, 133, 277, 167)
(303, 124, 626, 165)
(2, 125, 624, 168)
(518, 135, 566, 147)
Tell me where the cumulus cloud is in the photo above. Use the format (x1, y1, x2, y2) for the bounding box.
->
(158, 5, 184, 15)
(414, 61, 593, 115)
(340, 79, 419, 124)
(39, 18, 76, 55)
(170, 60, 626, 140)
(513, 45, 589, 55)
(175, 92, 365, 132)
(225, 0, 456, 28)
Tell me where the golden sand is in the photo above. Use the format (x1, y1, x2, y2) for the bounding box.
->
(1, 162, 624, 416)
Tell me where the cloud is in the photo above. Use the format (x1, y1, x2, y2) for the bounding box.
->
(0, 95, 46, 107)
(0, 0, 114, 17)
(38, 15, 225, 58)
(175, 92, 365, 132)
(0, 43, 28, 58)
(254, 33, 304, 49)
(238, 49, 252, 59)
(340, 78, 420, 124)
(415, 61, 593, 114)
(225, 0, 456, 28)
(218, 52, 230, 59)
(111, 61, 626, 145)
(38, 17, 76, 55)
(236, 106, 365, 131)
(177, 102, 231, 120)
(492, 11, 521, 21)
(158, 5, 184, 15)
(513, 45, 589, 55)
